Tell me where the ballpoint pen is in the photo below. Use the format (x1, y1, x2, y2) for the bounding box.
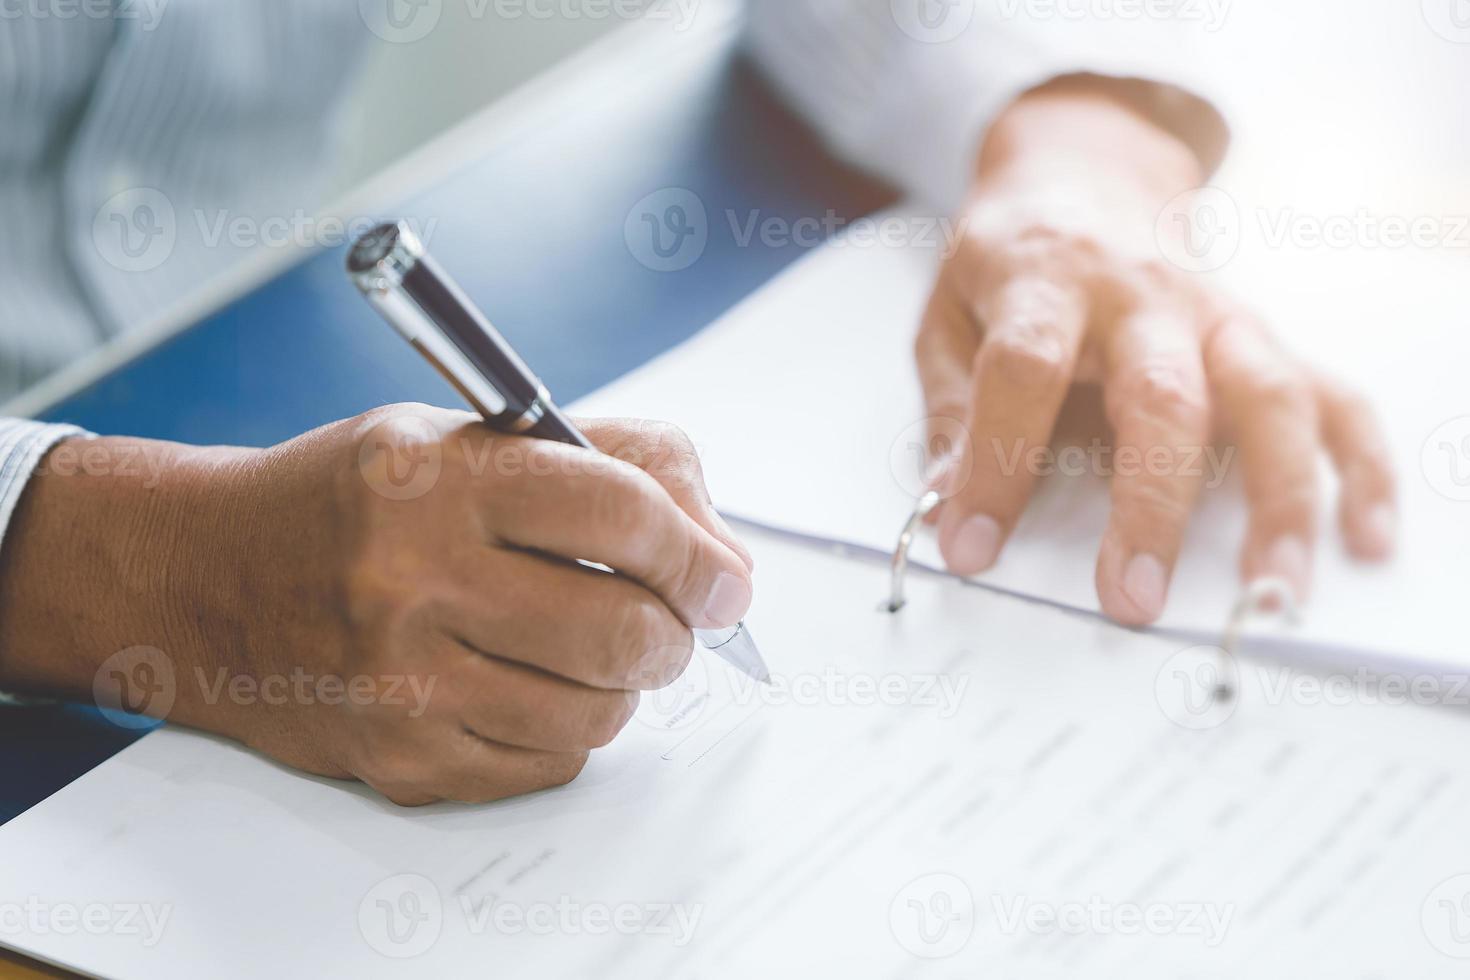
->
(346, 220, 771, 685)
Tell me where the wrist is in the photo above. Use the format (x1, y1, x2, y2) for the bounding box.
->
(977, 78, 1205, 203)
(0, 437, 260, 721)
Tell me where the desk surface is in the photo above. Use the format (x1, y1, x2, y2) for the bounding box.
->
(0, 21, 890, 828)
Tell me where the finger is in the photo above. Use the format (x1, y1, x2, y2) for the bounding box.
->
(913, 266, 985, 522)
(936, 274, 1089, 574)
(439, 733, 590, 805)
(447, 644, 640, 753)
(481, 438, 753, 630)
(577, 418, 755, 571)
(1314, 376, 1396, 560)
(362, 731, 591, 806)
(916, 267, 981, 423)
(436, 549, 693, 691)
(1204, 316, 1321, 600)
(1094, 312, 1211, 626)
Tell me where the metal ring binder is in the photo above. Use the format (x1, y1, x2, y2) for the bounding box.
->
(885, 490, 1300, 709)
(1213, 576, 1300, 701)
(1223, 577, 1300, 657)
(887, 490, 942, 612)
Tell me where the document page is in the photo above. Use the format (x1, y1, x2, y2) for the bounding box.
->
(572, 211, 1470, 671)
(1, 529, 1467, 978)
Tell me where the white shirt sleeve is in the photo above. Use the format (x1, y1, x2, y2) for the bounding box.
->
(0, 419, 91, 707)
(742, 0, 1231, 213)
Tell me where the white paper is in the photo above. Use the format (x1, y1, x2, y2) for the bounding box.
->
(572, 210, 1470, 672)
(2, 529, 1469, 978)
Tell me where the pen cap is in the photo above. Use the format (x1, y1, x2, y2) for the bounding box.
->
(347, 221, 546, 424)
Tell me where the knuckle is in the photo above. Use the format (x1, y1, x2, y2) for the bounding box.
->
(981, 331, 1072, 389)
(643, 419, 696, 457)
(363, 401, 437, 427)
(602, 418, 692, 465)
(1133, 256, 1181, 288)
(1009, 224, 1105, 271)
(536, 752, 590, 790)
(1122, 258, 1194, 303)
(639, 631, 696, 691)
(1252, 502, 1319, 540)
(1116, 362, 1209, 427)
(1001, 275, 1083, 327)
(642, 420, 708, 494)
(603, 595, 659, 679)
(342, 558, 429, 637)
(1322, 379, 1377, 424)
(1205, 312, 1260, 359)
(360, 753, 436, 806)
(578, 691, 637, 749)
(610, 597, 690, 687)
(1249, 369, 1315, 418)
(380, 787, 438, 808)
(1113, 478, 1193, 525)
(1248, 472, 1320, 524)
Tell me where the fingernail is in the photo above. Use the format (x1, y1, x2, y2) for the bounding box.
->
(947, 514, 1002, 575)
(702, 571, 752, 628)
(1358, 504, 1396, 559)
(1262, 535, 1310, 600)
(1121, 553, 1169, 622)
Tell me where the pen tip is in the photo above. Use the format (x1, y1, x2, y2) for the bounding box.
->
(706, 623, 773, 687)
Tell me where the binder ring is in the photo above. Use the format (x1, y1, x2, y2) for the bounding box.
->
(884, 495, 1300, 706)
(1223, 577, 1300, 656)
(887, 490, 942, 612)
(1214, 576, 1301, 702)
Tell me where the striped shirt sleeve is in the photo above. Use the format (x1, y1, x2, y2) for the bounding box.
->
(743, 0, 1230, 214)
(0, 418, 92, 707)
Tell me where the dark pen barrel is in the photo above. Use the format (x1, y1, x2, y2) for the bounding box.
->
(347, 220, 770, 684)
(523, 401, 595, 450)
(401, 248, 591, 447)
(398, 253, 545, 427)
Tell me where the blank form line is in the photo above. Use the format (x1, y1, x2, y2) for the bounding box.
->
(689, 704, 765, 767)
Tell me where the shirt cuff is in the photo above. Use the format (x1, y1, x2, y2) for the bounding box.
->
(0, 419, 94, 707)
(743, 0, 1232, 215)
(864, 52, 1231, 214)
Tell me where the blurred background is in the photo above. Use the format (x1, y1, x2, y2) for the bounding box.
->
(331, 0, 1470, 210)
(333, 7, 620, 194)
